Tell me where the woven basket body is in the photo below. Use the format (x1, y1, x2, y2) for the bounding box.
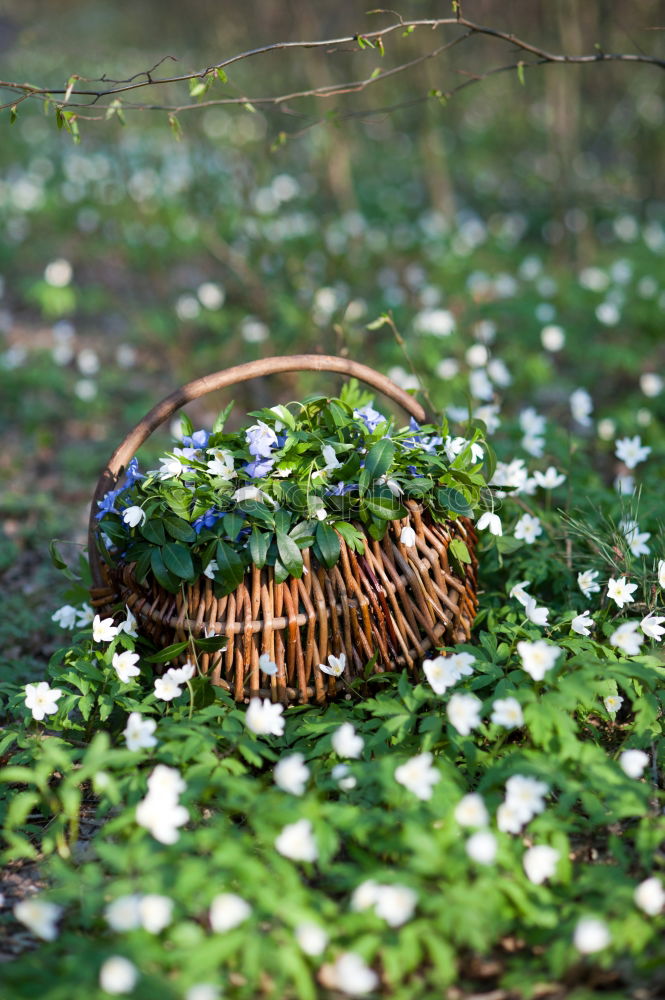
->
(89, 356, 479, 705)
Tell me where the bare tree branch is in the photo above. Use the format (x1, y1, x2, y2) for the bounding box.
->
(0, 11, 662, 128)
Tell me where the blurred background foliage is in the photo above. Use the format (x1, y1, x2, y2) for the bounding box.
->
(0, 0, 664, 670)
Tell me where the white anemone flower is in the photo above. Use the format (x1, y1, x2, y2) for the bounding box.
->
(513, 513, 542, 544)
(274, 753, 310, 796)
(517, 640, 561, 681)
(491, 697, 524, 729)
(504, 774, 549, 822)
(615, 435, 651, 469)
(634, 877, 665, 916)
(523, 845, 560, 885)
(571, 610, 593, 636)
(400, 525, 417, 547)
(447, 693, 482, 736)
(640, 613, 665, 641)
(92, 614, 119, 643)
(577, 569, 600, 598)
(99, 956, 139, 995)
(14, 898, 63, 940)
(610, 621, 642, 656)
(245, 698, 285, 736)
(139, 894, 173, 934)
(295, 922, 328, 955)
(259, 652, 278, 675)
(423, 655, 471, 694)
(323, 952, 378, 996)
(154, 674, 183, 701)
(51, 604, 78, 629)
(573, 917, 611, 954)
(454, 793, 489, 828)
(603, 695, 623, 714)
(24, 681, 63, 721)
(122, 505, 146, 528)
(275, 818, 318, 862)
(123, 712, 158, 752)
(619, 749, 649, 778)
(394, 752, 440, 800)
(209, 893, 252, 932)
(523, 595, 549, 626)
(112, 650, 141, 683)
(532, 466, 566, 490)
(477, 511, 502, 535)
(331, 722, 364, 758)
(319, 652, 346, 677)
(164, 662, 195, 685)
(465, 830, 498, 865)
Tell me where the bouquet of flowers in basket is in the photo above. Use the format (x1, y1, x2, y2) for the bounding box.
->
(94, 382, 493, 597)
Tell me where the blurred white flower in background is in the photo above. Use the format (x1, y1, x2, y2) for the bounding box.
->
(634, 877, 665, 916)
(332, 722, 364, 759)
(274, 753, 310, 796)
(465, 830, 497, 865)
(295, 923, 328, 956)
(540, 324, 565, 351)
(454, 793, 489, 828)
(523, 845, 560, 885)
(615, 435, 651, 469)
(573, 917, 611, 954)
(610, 623, 642, 656)
(619, 749, 649, 778)
(447, 693, 483, 736)
(394, 751, 440, 800)
(570, 388, 593, 426)
(245, 697, 285, 736)
(99, 956, 138, 995)
(209, 893, 251, 932)
(14, 898, 62, 940)
(491, 697, 524, 729)
(44, 258, 72, 287)
(197, 281, 225, 309)
(275, 818, 318, 862)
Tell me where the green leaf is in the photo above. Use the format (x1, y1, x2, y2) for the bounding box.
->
(144, 641, 190, 664)
(224, 512, 245, 541)
(162, 542, 196, 580)
(180, 412, 194, 438)
(249, 527, 270, 568)
(216, 67, 228, 83)
(364, 496, 406, 520)
(212, 401, 234, 434)
(436, 486, 474, 518)
(274, 557, 289, 584)
(335, 521, 366, 553)
(276, 531, 303, 578)
(168, 113, 183, 140)
(364, 438, 395, 482)
(274, 509, 292, 535)
(141, 519, 166, 545)
(194, 635, 228, 652)
(150, 548, 178, 592)
(449, 538, 471, 564)
(316, 522, 340, 568)
(163, 515, 197, 543)
(215, 540, 245, 595)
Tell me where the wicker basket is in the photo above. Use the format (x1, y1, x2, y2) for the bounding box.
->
(89, 355, 479, 704)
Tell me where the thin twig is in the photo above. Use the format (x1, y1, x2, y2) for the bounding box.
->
(0, 11, 662, 122)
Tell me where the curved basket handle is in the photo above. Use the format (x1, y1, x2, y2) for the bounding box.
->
(88, 354, 427, 590)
